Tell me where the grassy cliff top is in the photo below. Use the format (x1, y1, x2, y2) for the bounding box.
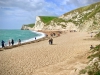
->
(24, 23, 35, 28)
(39, 16, 57, 23)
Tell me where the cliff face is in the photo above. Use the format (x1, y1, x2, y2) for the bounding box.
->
(34, 16, 44, 30)
(21, 2, 100, 31)
(43, 2, 100, 31)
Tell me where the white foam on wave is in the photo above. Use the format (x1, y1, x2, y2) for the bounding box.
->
(0, 31, 46, 48)
(20, 30, 46, 44)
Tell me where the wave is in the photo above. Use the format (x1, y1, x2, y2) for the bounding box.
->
(0, 30, 46, 48)
(20, 31, 46, 44)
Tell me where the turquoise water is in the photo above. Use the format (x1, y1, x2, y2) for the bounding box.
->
(0, 29, 45, 47)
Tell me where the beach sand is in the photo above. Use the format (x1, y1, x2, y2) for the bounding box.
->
(0, 32, 99, 75)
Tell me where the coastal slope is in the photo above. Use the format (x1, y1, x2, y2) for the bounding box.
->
(21, 2, 100, 32)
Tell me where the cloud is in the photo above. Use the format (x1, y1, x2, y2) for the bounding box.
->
(0, 0, 100, 29)
(0, 0, 46, 11)
(55, 0, 100, 6)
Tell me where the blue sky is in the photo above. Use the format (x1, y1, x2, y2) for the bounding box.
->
(0, 0, 100, 29)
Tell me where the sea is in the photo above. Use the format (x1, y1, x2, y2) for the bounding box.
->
(0, 29, 46, 48)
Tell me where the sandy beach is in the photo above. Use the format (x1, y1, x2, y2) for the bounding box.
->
(0, 31, 99, 75)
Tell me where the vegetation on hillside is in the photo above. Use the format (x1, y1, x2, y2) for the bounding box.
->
(25, 23, 35, 28)
(44, 2, 100, 31)
(64, 2, 100, 16)
(79, 44, 100, 75)
(65, 2, 100, 25)
(22, 2, 100, 31)
(39, 16, 57, 23)
(95, 32, 100, 40)
(45, 18, 67, 26)
(79, 31, 100, 75)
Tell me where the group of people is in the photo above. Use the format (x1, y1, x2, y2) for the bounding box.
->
(1, 39, 21, 48)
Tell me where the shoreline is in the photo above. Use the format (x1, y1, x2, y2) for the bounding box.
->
(0, 30, 63, 50)
(0, 31, 45, 50)
(0, 31, 100, 75)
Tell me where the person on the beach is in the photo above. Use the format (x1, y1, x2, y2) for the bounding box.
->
(49, 38, 53, 45)
(18, 39, 21, 45)
(35, 37, 36, 40)
(50, 34, 53, 37)
(90, 32, 93, 38)
(51, 38, 53, 45)
(11, 39, 14, 46)
(46, 34, 48, 37)
(1, 40, 5, 48)
(49, 38, 51, 45)
(8, 40, 11, 46)
(90, 45, 94, 50)
(58, 34, 60, 36)
(53, 33, 56, 36)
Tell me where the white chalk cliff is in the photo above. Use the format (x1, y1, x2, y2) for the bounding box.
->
(33, 16, 44, 30)
(21, 2, 100, 32)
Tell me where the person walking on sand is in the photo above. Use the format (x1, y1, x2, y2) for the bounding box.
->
(11, 39, 14, 46)
(90, 32, 93, 38)
(51, 38, 53, 45)
(1, 40, 5, 48)
(49, 38, 51, 45)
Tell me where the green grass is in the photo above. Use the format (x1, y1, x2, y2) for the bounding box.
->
(95, 32, 100, 40)
(39, 16, 57, 23)
(45, 18, 66, 26)
(25, 23, 35, 28)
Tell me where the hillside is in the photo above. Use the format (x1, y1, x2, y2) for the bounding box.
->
(43, 2, 100, 31)
(39, 16, 57, 23)
(21, 2, 100, 31)
(21, 16, 57, 30)
(21, 23, 35, 30)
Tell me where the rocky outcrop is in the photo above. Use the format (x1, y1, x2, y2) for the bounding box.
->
(21, 25, 29, 30)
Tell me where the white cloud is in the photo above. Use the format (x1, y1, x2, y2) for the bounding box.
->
(0, 0, 46, 11)
(0, 0, 100, 29)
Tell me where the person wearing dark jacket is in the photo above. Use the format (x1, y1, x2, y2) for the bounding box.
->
(11, 39, 14, 46)
(1, 40, 5, 48)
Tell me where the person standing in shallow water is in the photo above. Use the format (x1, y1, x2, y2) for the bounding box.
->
(11, 39, 14, 46)
(18, 39, 21, 45)
(35, 37, 36, 40)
